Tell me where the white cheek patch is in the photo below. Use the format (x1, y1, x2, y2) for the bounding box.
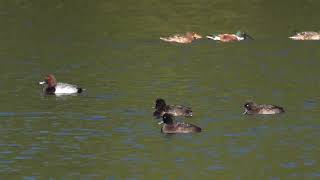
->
(39, 81, 46, 85)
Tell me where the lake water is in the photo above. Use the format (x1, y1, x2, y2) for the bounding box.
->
(0, 0, 320, 179)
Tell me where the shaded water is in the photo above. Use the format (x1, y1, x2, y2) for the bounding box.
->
(0, 0, 320, 179)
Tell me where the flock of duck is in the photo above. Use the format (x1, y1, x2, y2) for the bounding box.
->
(38, 30, 319, 134)
(39, 73, 285, 134)
(159, 31, 320, 43)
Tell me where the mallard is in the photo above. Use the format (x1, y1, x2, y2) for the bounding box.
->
(243, 102, 285, 115)
(160, 32, 202, 44)
(289, 31, 320, 40)
(206, 31, 253, 42)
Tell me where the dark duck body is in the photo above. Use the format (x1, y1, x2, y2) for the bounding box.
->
(153, 98, 193, 118)
(243, 102, 285, 115)
(160, 114, 201, 134)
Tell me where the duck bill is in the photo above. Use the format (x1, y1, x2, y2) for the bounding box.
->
(243, 109, 248, 115)
(39, 81, 46, 85)
(158, 121, 164, 125)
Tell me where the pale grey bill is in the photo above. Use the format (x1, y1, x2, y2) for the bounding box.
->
(243, 109, 248, 115)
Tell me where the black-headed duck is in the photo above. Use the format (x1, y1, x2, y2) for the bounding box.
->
(243, 102, 285, 115)
(159, 113, 201, 134)
(153, 98, 192, 118)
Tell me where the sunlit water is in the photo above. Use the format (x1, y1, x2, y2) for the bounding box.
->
(0, 0, 320, 179)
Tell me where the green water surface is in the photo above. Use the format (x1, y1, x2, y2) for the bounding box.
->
(0, 0, 320, 179)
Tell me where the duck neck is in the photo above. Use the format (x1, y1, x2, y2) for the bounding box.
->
(156, 104, 166, 111)
(164, 119, 174, 125)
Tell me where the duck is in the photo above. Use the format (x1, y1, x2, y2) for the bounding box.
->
(39, 74, 83, 95)
(159, 113, 201, 134)
(243, 102, 285, 115)
(160, 32, 202, 44)
(289, 31, 320, 40)
(153, 98, 193, 118)
(206, 31, 253, 42)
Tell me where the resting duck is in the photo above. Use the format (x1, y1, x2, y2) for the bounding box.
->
(153, 98, 193, 118)
(39, 74, 83, 95)
(243, 102, 285, 115)
(289, 31, 320, 40)
(206, 31, 253, 42)
(160, 32, 202, 44)
(159, 113, 201, 134)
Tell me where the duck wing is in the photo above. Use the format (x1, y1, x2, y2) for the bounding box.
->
(260, 104, 285, 113)
(167, 105, 193, 117)
(160, 34, 192, 43)
(175, 122, 201, 133)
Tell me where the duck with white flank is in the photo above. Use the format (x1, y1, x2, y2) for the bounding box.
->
(39, 74, 83, 95)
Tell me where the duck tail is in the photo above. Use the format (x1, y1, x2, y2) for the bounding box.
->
(77, 87, 85, 93)
(194, 126, 202, 132)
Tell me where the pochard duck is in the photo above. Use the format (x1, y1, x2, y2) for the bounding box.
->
(39, 74, 83, 95)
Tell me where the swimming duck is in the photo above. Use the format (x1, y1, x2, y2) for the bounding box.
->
(243, 102, 285, 115)
(153, 98, 193, 118)
(159, 113, 201, 134)
(160, 32, 202, 44)
(39, 74, 83, 95)
(289, 31, 320, 40)
(206, 31, 253, 42)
